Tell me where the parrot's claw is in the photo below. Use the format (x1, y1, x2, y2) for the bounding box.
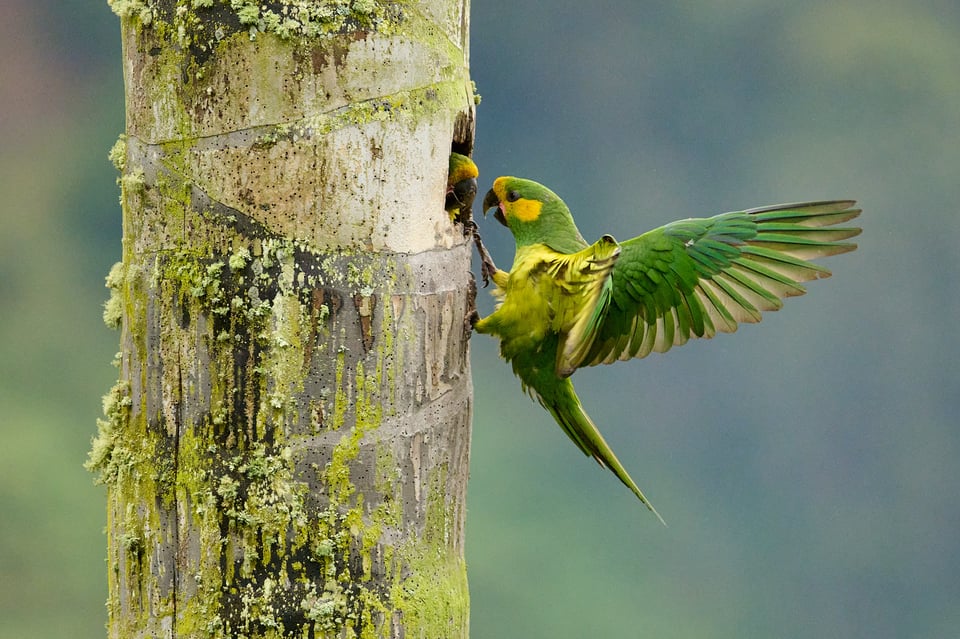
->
(463, 219, 499, 287)
(478, 252, 499, 288)
(464, 309, 480, 336)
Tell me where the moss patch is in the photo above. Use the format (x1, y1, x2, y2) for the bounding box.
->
(92, 228, 468, 636)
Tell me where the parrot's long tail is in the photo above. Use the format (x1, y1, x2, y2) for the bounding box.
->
(535, 375, 666, 525)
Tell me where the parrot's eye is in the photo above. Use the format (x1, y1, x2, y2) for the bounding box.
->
(506, 190, 521, 202)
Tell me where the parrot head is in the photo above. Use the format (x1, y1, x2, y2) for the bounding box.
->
(445, 153, 480, 221)
(482, 176, 587, 252)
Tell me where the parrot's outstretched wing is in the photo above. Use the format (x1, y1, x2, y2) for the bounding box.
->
(561, 200, 861, 373)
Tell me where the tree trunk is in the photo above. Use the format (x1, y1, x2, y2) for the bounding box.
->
(89, 1, 475, 637)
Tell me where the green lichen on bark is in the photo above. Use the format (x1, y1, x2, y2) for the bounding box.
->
(93, 218, 470, 636)
(85, 379, 132, 484)
(101, 261, 126, 330)
(107, 0, 156, 24)
(110, 0, 405, 62)
(115, 0, 472, 141)
(387, 464, 469, 636)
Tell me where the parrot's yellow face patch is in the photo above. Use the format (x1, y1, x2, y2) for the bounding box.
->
(508, 198, 543, 222)
(493, 177, 543, 223)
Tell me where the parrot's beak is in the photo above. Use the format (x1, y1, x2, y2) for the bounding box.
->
(482, 188, 508, 227)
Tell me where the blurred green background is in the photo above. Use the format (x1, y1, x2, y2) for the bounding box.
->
(2, 1, 958, 638)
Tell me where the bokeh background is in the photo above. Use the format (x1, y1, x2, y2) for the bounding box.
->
(2, 1, 958, 638)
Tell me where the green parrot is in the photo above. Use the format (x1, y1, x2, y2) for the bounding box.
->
(475, 176, 861, 523)
(445, 152, 499, 285)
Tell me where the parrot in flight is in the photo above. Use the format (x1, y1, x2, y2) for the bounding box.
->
(445, 153, 499, 285)
(474, 176, 861, 523)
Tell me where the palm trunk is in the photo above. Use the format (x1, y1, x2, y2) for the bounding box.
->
(90, 1, 475, 636)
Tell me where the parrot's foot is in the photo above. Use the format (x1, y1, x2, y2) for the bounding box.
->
(478, 250, 499, 288)
(465, 309, 480, 332)
(463, 309, 481, 341)
(463, 220, 499, 287)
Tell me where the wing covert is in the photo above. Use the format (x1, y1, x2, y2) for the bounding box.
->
(548, 235, 622, 377)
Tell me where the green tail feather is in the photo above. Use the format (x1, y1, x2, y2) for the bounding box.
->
(541, 378, 667, 525)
